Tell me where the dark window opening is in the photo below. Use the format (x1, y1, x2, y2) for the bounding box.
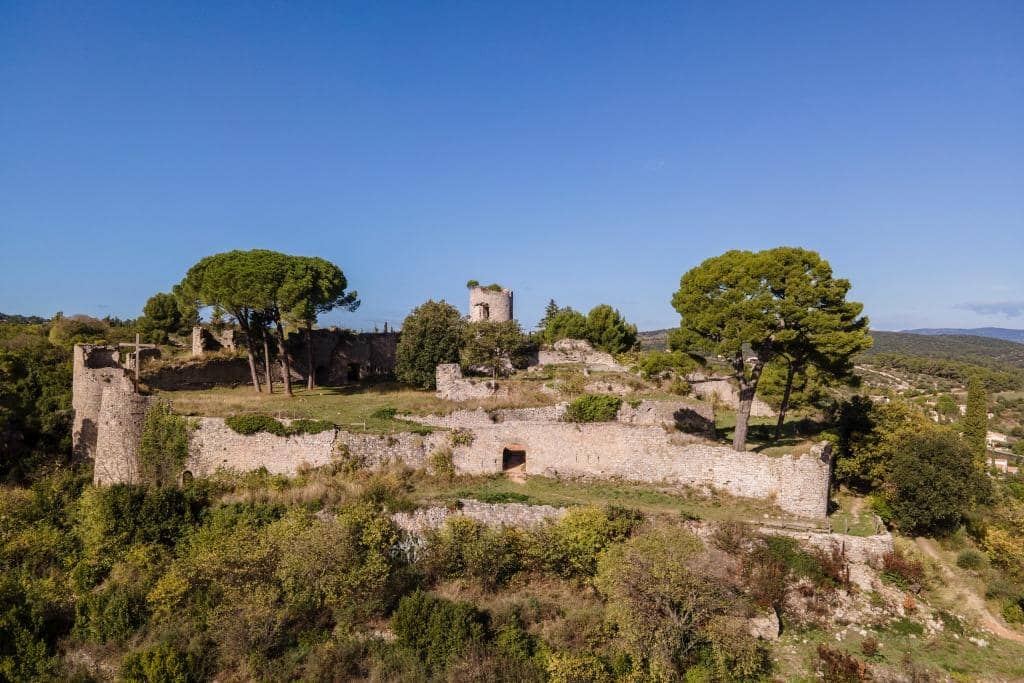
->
(180, 470, 194, 485)
(347, 363, 361, 382)
(315, 365, 330, 385)
(502, 445, 526, 470)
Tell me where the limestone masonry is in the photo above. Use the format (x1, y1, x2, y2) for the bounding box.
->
(468, 285, 513, 322)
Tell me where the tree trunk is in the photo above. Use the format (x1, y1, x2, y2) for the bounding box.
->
(733, 360, 764, 452)
(245, 347, 262, 394)
(262, 329, 274, 394)
(274, 317, 293, 397)
(235, 316, 261, 393)
(305, 324, 315, 390)
(774, 362, 797, 440)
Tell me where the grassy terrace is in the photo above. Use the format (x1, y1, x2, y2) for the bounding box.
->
(154, 379, 560, 433)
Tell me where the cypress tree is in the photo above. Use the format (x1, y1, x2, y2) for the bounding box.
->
(962, 375, 988, 466)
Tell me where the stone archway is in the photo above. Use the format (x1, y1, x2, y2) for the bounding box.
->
(502, 444, 526, 471)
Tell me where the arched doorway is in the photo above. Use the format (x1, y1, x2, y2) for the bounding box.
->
(502, 444, 526, 471)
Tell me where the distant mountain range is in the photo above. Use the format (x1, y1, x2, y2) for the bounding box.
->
(901, 327, 1024, 344)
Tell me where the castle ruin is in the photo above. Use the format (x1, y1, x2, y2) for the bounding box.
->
(468, 284, 513, 322)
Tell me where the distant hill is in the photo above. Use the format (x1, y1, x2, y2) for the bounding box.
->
(901, 327, 1024, 344)
(0, 312, 48, 325)
(638, 329, 671, 351)
(864, 331, 1024, 369)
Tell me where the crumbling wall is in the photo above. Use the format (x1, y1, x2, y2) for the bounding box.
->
(435, 363, 501, 401)
(184, 418, 448, 477)
(469, 286, 513, 322)
(687, 373, 776, 418)
(616, 399, 715, 437)
(451, 422, 831, 518)
(191, 326, 235, 356)
(536, 339, 625, 371)
(393, 500, 567, 536)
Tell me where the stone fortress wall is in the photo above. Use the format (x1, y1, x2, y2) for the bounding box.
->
(469, 285, 513, 322)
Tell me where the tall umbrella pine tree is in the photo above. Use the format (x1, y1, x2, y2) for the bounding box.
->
(177, 251, 269, 394)
(761, 248, 872, 439)
(671, 248, 869, 452)
(280, 257, 360, 390)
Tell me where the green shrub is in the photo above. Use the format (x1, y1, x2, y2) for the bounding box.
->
(420, 517, 527, 589)
(392, 591, 488, 674)
(956, 549, 984, 570)
(370, 406, 397, 420)
(534, 506, 643, 578)
(450, 428, 475, 447)
(225, 414, 288, 436)
(224, 414, 334, 437)
(139, 401, 193, 486)
(287, 418, 335, 435)
(74, 586, 147, 644)
(1002, 597, 1024, 624)
(120, 641, 204, 683)
(563, 394, 623, 423)
(545, 652, 612, 683)
(429, 447, 455, 479)
(888, 618, 925, 636)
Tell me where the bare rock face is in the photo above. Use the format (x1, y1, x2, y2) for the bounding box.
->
(537, 339, 625, 371)
(435, 363, 501, 401)
(687, 372, 776, 418)
(748, 611, 781, 640)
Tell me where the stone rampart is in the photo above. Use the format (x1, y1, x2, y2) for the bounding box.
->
(616, 399, 715, 436)
(451, 422, 831, 518)
(184, 418, 448, 477)
(392, 499, 567, 536)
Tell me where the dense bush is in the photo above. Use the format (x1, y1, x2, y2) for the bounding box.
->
(395, 300, 466, 389)
(956, 549, 985, 570)
(120, 641, 206, 683)
(224, 414, 334, 437)
(392, 591, 488, 674)
(885, 427, 989, 535)
(139, 401, 192, 486)
(563, 394, 623, 423)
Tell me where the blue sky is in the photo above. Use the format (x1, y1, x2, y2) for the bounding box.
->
(1, 1, 1021, 332)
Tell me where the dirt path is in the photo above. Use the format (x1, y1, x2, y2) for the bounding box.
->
(915, 537, 1024, 644)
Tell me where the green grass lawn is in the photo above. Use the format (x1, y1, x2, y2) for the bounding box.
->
(155, 380, 558, 433)
(411, 473, 803, 524)
(828, 491, 881, 537)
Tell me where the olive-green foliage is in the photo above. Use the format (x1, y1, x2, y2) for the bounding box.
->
(885, 426, 990, 535)
(396, 300, 466, 389)
(957, 549, 985, 570)
(140, 292, 185, 341)
(545, 652, 612, 683)
(0, 329, 73, 482)
(963, 375, 988, 464)
(420, 517, 528, 590)
(633, 350, 698, 381)
(224, 413, 334, 436)
(585, 304, 638, 354)
(672, 247, 868, 451)
(831, 396, 932, 491)
(392, 590, 488, 674)
(461, 319, 531, 377)
(77, 485, 202, 581)
(596, 525, 765, 680)
(533, 505, 643, 578)
(563, 394, 622, 423)
(74, 584, 147, 644)
(429, 446, 455, 479)
(47, 314, 110, 347)
(541, 307, 589, 344)
(120, 641, 205, 683)
(139, 401, 192, 486)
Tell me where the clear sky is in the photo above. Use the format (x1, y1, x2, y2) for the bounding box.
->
(1, 1, 1022, 332)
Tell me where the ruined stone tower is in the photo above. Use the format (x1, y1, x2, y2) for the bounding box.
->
(469, 285, 513, 322)
(72, 344, 154, 484)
